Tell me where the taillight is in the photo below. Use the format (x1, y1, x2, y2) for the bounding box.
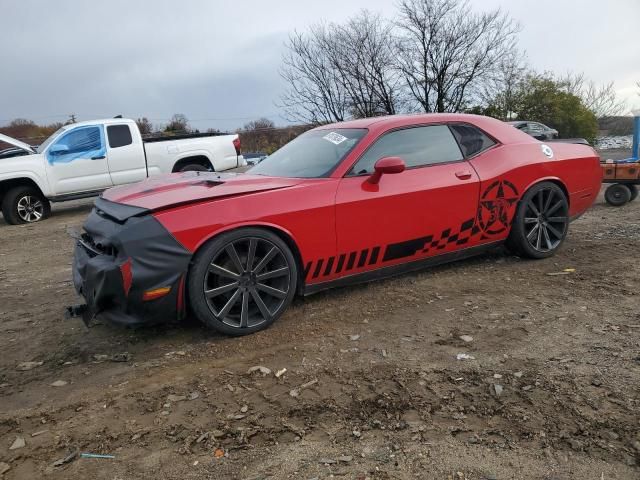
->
(233, 137, 241, 156)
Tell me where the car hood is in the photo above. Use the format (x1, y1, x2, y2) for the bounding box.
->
(0, 133, 36, 153)
(102, 172, 305, 212)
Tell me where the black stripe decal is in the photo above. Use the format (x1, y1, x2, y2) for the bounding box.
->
(460, 218, 475, 231)
(303, 262, 312, 279)
(357, 249, 369, 268)
(335, 254, 346, 274)
(323, 257, 335, 276)
(346, 252, 357, 270)
(383, 235, 433, 262)
(369, 246, 380, 265)
(312, 259, 324, 279)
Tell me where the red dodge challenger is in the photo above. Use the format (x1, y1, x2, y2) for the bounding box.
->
(71, 114, 602, 335)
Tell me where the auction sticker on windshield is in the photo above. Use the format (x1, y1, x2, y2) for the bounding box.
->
(323, 132, 348, 145)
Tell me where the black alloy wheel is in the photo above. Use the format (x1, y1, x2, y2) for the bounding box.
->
(507, 182, 569, 259)
(188, 228, 297, 335)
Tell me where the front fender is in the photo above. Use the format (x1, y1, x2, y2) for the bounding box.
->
(0, 154, 51, 196)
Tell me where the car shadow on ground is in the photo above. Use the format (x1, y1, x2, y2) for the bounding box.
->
(68, 246, 514, 353)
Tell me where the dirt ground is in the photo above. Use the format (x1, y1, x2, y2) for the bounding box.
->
(1, 151, 639, 479)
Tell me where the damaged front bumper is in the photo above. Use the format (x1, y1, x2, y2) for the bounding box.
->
(70, 197, 192, 326)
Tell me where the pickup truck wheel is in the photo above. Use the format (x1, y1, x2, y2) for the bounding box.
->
(188, 228, 297, 336)
(180, 164, 210, 172)
(1, 186, 51, 225)
(604, 183, 631, 206)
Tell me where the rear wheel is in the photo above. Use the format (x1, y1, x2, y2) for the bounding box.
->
(188, 228, 297, 336)
(625, 184, 638, 202)
(605, 183, 631, 206)
(1, 186, 51, 225)
(506, 182, 569, 259)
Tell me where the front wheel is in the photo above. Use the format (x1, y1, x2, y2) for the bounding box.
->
(506, 182, 569, 259)
(188, 228, 298, 336)
(1, 186, 51, 225)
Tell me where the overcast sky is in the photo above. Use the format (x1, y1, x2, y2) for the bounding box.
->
(1, 0, 638, 131)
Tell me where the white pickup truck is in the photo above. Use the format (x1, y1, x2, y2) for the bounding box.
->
(0, 118, 245, 224)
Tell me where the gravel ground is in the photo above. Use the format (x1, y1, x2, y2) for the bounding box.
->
(0, 152, 638, 479)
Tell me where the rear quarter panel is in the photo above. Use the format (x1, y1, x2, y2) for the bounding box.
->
(470, 142, 601, 224)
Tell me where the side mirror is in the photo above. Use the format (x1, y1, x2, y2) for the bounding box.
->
(368, 156, 406, 184)
(49, 144, 69, 155)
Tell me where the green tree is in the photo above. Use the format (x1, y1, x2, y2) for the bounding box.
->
(515, 75, 598, 142)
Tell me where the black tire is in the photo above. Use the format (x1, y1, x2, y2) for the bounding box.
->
(180, 164, 209, 172)
(1, 186, 51, 225)
(188, 228, 298, 336)
(625, 184, 638, 202)
(506, 181, 569, 259)
(604, 183, 631, 206)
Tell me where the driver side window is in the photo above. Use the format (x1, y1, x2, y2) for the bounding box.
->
(349, 125, 463, 175)
(46, 126, 104, 165)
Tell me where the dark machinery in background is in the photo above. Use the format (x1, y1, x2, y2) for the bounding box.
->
(602, 115, 640, 206)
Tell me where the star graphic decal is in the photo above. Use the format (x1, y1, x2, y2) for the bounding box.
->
(477, 180, 519, 235)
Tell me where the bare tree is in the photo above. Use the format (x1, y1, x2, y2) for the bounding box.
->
(475, 49, 528, 120)
(280, 26, 350, 124)
(279, 11, 402, 123)
(562, 73, 626, 118)
(164, 114, 190, 133)
(135, 117, 154, 135)
(330, 11, 402, 118)
(242, 118, 276, 132)
(396, 0, 519, 113)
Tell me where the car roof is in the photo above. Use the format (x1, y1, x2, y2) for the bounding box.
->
(67, 118, 135, 128)
(316, 113, 534, 145)
(320, 113, 509, 130)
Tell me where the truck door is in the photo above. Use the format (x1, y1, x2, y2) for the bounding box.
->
(105, 124, 147, 185)
(44, 125, 112, 195)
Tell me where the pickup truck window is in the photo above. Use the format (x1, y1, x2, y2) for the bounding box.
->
(107, 125, 133, 148)
(249, 128, 367, 178)
(37, 126, 67, 154)
(46, 125, 106, 165)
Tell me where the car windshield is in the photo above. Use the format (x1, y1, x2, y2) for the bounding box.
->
(37, 126, 68, 154)
(249, 128, 367, 178)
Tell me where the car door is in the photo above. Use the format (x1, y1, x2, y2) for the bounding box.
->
(330, 124, 480, 282)
(44, 124, 112, 195)
(105, 124, 147, 185)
